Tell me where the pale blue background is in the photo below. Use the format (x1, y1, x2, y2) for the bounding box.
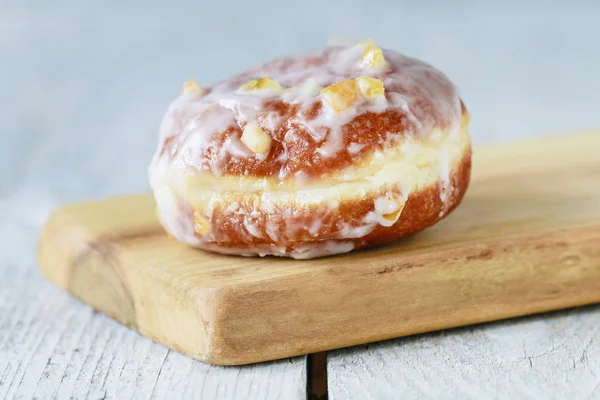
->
(2, 1, 599, 204)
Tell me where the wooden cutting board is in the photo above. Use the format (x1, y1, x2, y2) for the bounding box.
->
(37, 132, 600, 365)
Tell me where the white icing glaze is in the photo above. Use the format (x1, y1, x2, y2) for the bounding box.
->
(265, 221, 280, 242)
(150, 42, 460, 177)
(339, 221, 376, 239)
(152, 123, 467, 252)
(184, 240, 355, 260)
(290, 241, 355, 259)
(437, 123, 461, 216)
(243, 216, 263, 238)
(348, 142, 365, 154)
(153, 184, 202, 246)
(149, 41, 467, 259)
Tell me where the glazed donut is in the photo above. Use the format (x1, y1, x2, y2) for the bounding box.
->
(148, 40, 471, 259)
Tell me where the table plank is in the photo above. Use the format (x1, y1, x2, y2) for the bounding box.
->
(0, 193, 306, 400)
(328, 306, 600, 399)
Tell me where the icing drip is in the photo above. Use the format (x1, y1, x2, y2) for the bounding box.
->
(148, 41, 468, 259)
(150, 42, 461, 180)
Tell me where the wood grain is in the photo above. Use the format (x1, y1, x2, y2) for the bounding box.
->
(37, 132, 600, 366)
(0, 193, 306, 400)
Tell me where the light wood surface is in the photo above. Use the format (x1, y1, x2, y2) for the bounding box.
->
(0, 197, 305, 400)
(37, 132, 600, 366)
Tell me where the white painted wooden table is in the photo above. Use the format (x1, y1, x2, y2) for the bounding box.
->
(2, 2, 600, 399)
(0, 175, 306, 400)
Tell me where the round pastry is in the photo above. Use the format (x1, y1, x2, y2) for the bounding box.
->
(148, 40, 471, 259)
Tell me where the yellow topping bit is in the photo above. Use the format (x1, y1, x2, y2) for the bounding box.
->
(378, 193, 405, 223)
(182, 79, 205, 96)
(360, 44, 388, 69)
(193, 211, 211, 234)
(241, 124, 272, 154)
(239, 77, 284, 92)
(320, 79, 359, 113)
(356, 76, 385, 100)
(383, 205, 405, 223)
(255, 77, 283, 91)
(240, 79, 259, 91)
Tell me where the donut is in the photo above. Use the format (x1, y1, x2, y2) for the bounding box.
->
(148, 40, 472, 259)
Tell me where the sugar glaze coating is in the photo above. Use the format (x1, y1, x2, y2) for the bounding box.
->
(149, 41, 471, 259)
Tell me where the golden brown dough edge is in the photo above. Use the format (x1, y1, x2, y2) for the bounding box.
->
(359, 144, 471, 249)
(167, 144, 472, 256)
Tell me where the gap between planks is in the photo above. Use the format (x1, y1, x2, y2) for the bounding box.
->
(306, 352, 328, 400)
